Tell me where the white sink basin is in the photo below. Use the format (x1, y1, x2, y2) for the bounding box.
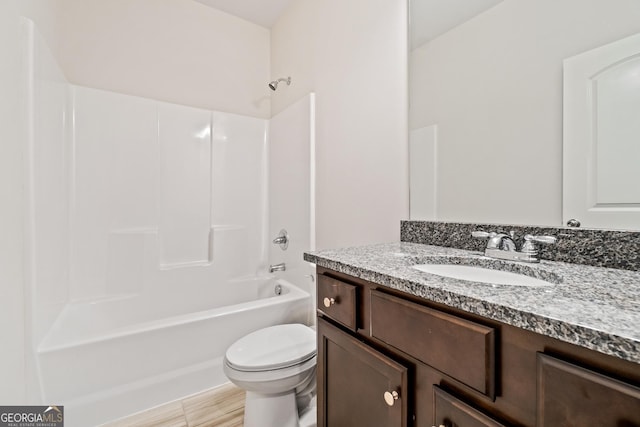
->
(413, 264, 554, 287)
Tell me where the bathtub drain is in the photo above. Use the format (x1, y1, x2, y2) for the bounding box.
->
(274, 284, 283, 295)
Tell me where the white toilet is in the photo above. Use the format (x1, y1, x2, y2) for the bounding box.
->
(223, 323, 317, 427)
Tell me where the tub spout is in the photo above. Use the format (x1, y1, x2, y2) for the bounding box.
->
(269, 262, 286, 273)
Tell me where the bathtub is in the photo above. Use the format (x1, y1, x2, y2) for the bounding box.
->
(36, 277, 311, 427)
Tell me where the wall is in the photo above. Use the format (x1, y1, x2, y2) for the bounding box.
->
(0, 0, 26, 405)
(56, 0, 271, 118)
(410, 0, 640, 226)
(271, 0, 409, 249)
(0, 0, 61, 405)
(41, 84, 268, 304)
(269, 94, 315, 322)
(24, 16, 71, 357)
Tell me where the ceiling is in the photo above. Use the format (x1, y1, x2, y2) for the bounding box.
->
(410, 0, 504, 49)
(192, 0, 296, 28)
(192, 0, 504, 48)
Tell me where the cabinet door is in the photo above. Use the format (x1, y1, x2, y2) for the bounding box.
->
(317, 318, 409, 427)
(537, 353, 640, 426)
(433, 386, 506, 427)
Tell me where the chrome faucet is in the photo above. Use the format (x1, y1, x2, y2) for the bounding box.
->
(269, 262, 286, 273)
(472, 231, 556, 263)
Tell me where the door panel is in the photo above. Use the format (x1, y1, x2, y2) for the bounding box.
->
(563, 32, 640, 230)
(317, 318, 409, 427)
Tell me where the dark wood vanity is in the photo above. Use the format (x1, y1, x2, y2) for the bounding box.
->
(316, 266, 640, 427)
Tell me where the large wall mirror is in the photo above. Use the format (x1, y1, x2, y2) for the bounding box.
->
(408, 0, 640, 230)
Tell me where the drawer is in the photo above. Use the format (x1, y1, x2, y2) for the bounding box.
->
(434, 386, 506, 427)
(317, 274, 357, 331)
(370, 290, 495, 397)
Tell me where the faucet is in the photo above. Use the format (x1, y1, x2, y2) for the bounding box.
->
(269, 262, 286, 273)
(472, 231, 556, 263)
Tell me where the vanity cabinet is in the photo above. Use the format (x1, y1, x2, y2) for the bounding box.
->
(316, 267, 640, 427)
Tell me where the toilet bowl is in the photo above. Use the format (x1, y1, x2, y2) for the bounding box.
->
(223, 323, 317, 427)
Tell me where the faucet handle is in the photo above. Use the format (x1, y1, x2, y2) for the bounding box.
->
(473, 231, 507, 250)
(524, 234, 557, 244)
(521, 234, 556, 255)
(471, 231, 495, 239)
(272, 229, 289, 250)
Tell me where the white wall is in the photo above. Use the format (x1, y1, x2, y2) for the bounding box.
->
(56, 0, 271, 118)
(0, 0, 27, 405)
(0, 0, 62, 405)
(269, 94, 315, 322)
(25, 17, 71, 351)
(410, 0, 640, 226)
(271, 0, 409, 249)
(69, 86, 268, 302)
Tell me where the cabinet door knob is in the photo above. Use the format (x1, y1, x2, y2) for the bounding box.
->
(383, 390, 399, 406)
(323, 297, 336, 308)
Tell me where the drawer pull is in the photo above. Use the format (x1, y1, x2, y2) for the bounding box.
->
(383, 390, 399, 406)
(323, 297, 336, 308)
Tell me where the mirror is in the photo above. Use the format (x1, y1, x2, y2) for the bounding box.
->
(563, 32, 640, 230)
(408, 0, 640, 230)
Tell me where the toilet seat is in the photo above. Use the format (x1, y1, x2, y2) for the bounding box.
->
(225, 324, 316, 372)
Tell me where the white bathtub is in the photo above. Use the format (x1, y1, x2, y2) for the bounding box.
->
(36, 277, 311, 427)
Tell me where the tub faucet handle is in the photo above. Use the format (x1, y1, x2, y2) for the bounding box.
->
(272, 229, 289, 250)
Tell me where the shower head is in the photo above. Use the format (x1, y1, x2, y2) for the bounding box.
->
(268, 76, 291, 91)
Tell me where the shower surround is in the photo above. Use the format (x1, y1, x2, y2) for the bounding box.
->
(23, 20, 314, 426)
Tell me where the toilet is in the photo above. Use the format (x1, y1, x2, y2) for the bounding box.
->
(223, 323, 317, 427)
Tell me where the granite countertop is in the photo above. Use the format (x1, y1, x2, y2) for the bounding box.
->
(304, 242, 640, 364)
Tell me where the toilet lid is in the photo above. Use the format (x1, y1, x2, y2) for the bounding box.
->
(225, 324, 316, 372)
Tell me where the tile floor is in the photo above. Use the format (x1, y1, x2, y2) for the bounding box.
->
(102, 383, 245, 427)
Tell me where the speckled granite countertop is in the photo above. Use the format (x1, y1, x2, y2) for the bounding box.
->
(304, 242, 640, 364)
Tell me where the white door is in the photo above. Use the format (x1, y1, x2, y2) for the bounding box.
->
(563, 32, 640, 230)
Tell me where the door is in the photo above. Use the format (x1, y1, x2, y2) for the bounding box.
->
(433, 386, 507, 427)
(537, 353, 640, 426)
(317, 318, 409, 427)
(563, 32, 640, 230)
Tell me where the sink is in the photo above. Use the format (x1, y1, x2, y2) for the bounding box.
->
(412, 264, 554, 287)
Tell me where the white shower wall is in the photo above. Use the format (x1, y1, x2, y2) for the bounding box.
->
(66, 87, 267, 305)
(67, 85, 268, 302)
(24, 17, 71, 350)
(268, 94, 316, 307)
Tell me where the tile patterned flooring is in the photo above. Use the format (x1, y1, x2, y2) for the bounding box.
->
(103, 383, 245, 427)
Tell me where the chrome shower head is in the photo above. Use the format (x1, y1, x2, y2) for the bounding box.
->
(268, 76, 291, 91)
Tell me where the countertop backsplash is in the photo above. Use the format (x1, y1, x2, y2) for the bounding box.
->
(401, 220, 640, 271)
